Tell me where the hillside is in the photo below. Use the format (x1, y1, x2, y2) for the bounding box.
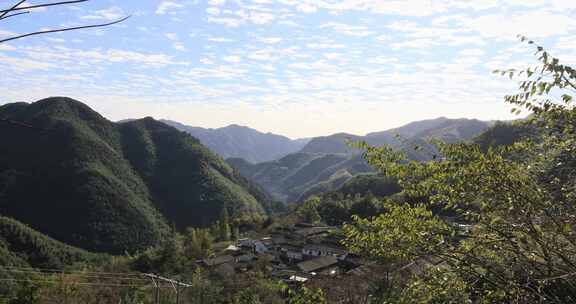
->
(161, 120, 309, 163)
(0, 216, 102, 268)
(231, 118, 491, 203)
(0, 97, 268, 254)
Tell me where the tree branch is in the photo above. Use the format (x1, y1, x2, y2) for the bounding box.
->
(0, 0, 88, 13)
(0, 11, 29, 20)
(0, 0, 25, 19)
(0, 15, 130, 44)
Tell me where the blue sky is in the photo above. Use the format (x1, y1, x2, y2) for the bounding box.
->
(0, 0, 575, 138)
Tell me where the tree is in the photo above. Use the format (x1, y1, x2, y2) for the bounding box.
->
(287, 287, 327, 304)
(0, 0, 129, 44)
(342, 202, 451, 299)
(343, 38, 576, 303)
(297, 197, 322, 224)
(184, 228, 212, 259)
(219, 208, 232, 241)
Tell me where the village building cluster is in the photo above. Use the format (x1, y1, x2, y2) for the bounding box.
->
(197, 223, 374, 286)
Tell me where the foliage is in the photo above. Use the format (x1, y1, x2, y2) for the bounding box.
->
(0, 216, 103, 269)
(297, 197, 322, 224)
(342, 203, 451, 267)
(397, 268, 471, 304)
(343, 40, 576, 303)
(287, 287, 327, 304)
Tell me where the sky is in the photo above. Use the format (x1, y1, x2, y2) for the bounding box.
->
(0, 0, 575, 138)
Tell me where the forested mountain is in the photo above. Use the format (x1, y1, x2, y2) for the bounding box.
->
(230, 118, 492, 203)
(161, 120, 309, 163)
(0, 97, 268, 254)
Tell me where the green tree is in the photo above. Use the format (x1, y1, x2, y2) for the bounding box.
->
(297, 197, 322, 224)
(219, 208, 232, 241)
(184, 228, 212, 259)
(343, 39, 576, 303)
(287, 287, 327, 304)
(184, 268, 224, 304)
(7, 280, 41, 304)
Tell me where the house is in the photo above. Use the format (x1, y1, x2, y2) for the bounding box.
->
(225, 244, 241, 253)
(295, 227, 334, 238)
(254, 240, 268, 254)
(261, 237, 274, 247)
(237, 238, 269, 254)
(235, 253, 256, 263)
(279, 244, 304, 261)
(288, 275, 309, 283)
(302, 244, 347, 260)
(238, 238, 253, 247)
(297, 256, 339, 274)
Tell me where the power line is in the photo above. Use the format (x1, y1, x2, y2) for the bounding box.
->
(0, 269, 150, 282)
(0, 266, 144, 277)
(0, 266, 192, 303)
(0, 278, 156, 288)
(144, 274, 191, 304)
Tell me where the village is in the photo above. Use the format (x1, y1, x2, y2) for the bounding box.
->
(195, 220, 452, 302)
(199, 223, 353, 284)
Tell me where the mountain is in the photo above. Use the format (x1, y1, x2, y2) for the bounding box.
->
(299, 133, 362, 154)
(230, 118, 492, 203)
(161, 120, 309, 163)
(0, 97, 268, 254)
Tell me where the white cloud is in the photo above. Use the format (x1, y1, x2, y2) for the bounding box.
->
(0, 44, 16, 51)
(306, 43, 346, 49)
(320, 22, 374, 37)
(323, 53, 342, 60)
(81, 6, 124, 20)
(223, 55, 242, 63)
(173, 42, 187, 51)
(259, 37, 283, 44)
(207, 16, 243, 27)
(206, 7, 221, 15)
(459, 48, 486, 56)
(165, 33, 179, 41)
(21, 1, 47, 12)
(0, 53, 54, 71)
(208, 0, 227, 6)
(297, 3, 317, 13)
(181, 66, 247, 79)
(207, 37, 236, 43)
(156, 1, 184, 15)
(249, 11, 275, 24)
(466, 11, 576, 39)
(247, 49, 276, 61)
(106, 50, 180, 67)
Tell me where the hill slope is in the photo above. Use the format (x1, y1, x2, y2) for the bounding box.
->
(161, 120, 309, 163)
(0, 216, 102, 268)
(0, 97, 267, 254)
(231, 118, 491, 203)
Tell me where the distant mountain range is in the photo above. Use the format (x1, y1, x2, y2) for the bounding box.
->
(229, 117, 493, 203)
(161, 120, 310, 163)
(0, 97, 270, 255)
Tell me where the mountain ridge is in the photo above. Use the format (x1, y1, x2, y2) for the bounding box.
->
(0, 97, 268, 254)
(161, 119, 310, 163)
(230, 117, 492, 203)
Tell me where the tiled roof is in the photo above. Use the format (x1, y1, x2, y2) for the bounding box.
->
(297, 256, 338, 273)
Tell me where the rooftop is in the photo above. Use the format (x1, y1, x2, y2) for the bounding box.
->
(297, 256, 339, 273)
